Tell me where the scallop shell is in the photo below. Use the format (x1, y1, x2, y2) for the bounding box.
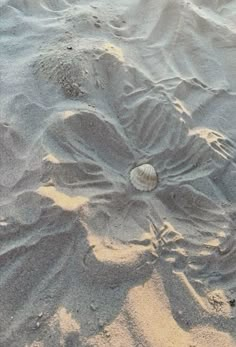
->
(130, 164, 158, 191)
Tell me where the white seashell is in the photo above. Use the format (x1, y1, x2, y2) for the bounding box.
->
(130, 164, 158, 192)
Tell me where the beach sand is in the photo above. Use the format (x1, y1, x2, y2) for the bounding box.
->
(0, 0, 236, 346)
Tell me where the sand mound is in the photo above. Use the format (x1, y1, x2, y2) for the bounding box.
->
(34, 34, 126, 98)
(1, 0, 236, 346)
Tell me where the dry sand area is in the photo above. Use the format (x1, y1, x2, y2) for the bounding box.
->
(1, 0, 236, 346)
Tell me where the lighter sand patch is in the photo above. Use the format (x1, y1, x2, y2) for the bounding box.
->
(37, 186, 89, 211)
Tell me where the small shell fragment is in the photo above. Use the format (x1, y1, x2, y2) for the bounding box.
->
(130, 164, 158, 192)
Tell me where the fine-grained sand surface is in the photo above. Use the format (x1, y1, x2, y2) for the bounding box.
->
(0, 0, 236, 346)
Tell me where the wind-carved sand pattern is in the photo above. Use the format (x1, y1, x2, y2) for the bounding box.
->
(40, 57, 235, 294)
(1, 0, 236, 346)
(37, 36, 236, 342)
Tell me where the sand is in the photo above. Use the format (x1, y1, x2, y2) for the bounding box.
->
(0, 0, 236, 346)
